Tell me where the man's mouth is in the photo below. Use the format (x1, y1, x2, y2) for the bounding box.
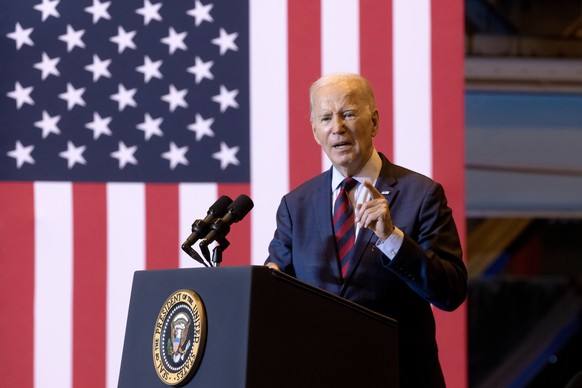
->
(333, 141, 352, 149)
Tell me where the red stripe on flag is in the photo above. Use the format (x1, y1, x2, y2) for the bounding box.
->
(146, 184, 180, 269)
(0, 182, 35, 387)
(431, 1, 466, 214)
(360, 0, 394, 160)
(217, 184, 251, 266)
(431, 1, 467, 387)
(72, 183, 107, 388)
(288, 0, 322, 190)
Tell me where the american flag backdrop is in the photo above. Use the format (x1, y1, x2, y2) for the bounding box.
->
(0, 0, 466, 387)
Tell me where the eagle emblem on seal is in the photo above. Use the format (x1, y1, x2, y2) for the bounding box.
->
(168, 312, 191, 363)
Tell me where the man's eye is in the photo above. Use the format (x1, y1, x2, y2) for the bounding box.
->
(321, 116, 331, 122)
(344, 111, 356, 119)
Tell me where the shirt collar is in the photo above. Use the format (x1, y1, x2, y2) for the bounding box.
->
(331, 148, 382, 190)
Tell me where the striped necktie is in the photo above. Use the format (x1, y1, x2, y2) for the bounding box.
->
(333, 177, 358, 278)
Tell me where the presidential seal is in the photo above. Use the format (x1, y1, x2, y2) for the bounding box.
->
(152, 289, 207, 386)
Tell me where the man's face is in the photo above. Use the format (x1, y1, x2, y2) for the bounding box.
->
(311, 80, 378, 177)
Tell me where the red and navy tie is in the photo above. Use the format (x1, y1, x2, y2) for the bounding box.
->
(333, 177, 358, 278)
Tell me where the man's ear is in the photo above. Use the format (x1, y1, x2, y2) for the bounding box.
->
(371, 110, 379, 137)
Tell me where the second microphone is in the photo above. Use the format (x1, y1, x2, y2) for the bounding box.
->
(199, 194, 254, 249)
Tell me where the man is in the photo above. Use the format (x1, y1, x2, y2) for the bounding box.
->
(265, 73, 467, 387)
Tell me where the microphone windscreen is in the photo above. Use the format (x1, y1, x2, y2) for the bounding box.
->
(209, 195, 233, 217)
(228, 194, 254, 222)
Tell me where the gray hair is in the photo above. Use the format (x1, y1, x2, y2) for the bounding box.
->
(309, 73, 377, 121)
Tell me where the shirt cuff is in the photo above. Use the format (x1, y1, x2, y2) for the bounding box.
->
(376, 227, 404, 260)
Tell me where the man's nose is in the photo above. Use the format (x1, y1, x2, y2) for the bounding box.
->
(331, 115, 345, 133)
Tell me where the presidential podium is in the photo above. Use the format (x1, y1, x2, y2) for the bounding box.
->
(118, 266, 399, 387)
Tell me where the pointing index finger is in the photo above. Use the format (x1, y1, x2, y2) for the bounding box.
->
(363, 180, 383, 199)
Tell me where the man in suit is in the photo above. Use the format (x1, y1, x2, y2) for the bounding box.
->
(265, 73, 467, 387)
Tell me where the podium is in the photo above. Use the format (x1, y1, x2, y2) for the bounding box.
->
(118, 266, 399, 387)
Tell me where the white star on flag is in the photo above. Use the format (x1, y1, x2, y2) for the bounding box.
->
(136, 0, 162, 25)
(109, 26, 136, 53)
(187, 0, 214, 27)
(160, 27, 187, 55)
(212, 141, 240, 170)
(58, 24, 85, 52)
(161, 84, 188, 112)
(136, 113, 164, 140)
(187, 113, 215, 141)
(84, 0, 111, 24)
(7, 81, 35, 109)
(110, 141, 138, 169)
(7, 141, 35, 168)
(110, 84, 137, 111)
(211, 27, 238, 55)
(84, 54, 112, 82)
(187, 56, 214, 84)
(34, 110, 61, 138)
(212, 85, 238, 112)
(33, 0, 60, 21)
(161, 142, 189, 170)
(85, 112, 112, 139)
(7, 23, 34, 50)
(59, 141, 87, 169)
(136, 55, 163, 83)
(34, 52, 61, 80)
(59, 83, 86, 110)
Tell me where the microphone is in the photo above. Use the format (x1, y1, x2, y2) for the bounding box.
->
(199, 194, 254, 249)
(181, 195, 233, 250)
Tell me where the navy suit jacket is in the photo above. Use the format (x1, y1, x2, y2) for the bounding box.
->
(266, 154, 467, 387)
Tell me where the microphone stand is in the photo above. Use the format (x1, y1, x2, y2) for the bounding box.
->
(200, 235, 230, 267)
(211, 236, 230, 267)
(181, 242, 212, 267)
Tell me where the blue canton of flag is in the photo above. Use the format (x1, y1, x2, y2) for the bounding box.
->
(0, 0, 249, 183)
